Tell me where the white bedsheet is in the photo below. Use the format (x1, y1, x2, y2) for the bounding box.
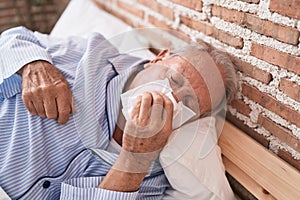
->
(50, 1, 235, 199)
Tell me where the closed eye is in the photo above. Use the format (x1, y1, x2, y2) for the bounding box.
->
(170, 75, 177, 84)
(169, 72, 184, 87)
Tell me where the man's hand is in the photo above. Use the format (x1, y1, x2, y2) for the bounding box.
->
(122, 91, 174, 155)
(20, 61, 74, 124)
(99, 92, 173, 192)
(117, 91, 174, 173)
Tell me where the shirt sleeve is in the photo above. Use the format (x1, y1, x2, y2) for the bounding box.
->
(60, 172, 169, 200)
(0, 26, 53, 84)
(60, 176, 138, 200)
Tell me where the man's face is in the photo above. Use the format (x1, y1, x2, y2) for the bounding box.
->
(127, 53, 225, 119)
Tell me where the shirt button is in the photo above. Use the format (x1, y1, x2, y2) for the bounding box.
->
(42, 180, 51, 189)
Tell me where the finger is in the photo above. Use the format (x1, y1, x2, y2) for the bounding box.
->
(26, 100, 38, 116)
(42, 85, 58, 119)
(43, 96, 58, 119)
(162, 94, 174, 126)
(32, 98, 46, 118)
(30, 72, 47, 118)
(138, 92, 153, 124)
(22, 75, 30, 91)
(56, 94, 71, 125)
(150, 92, 164, 120)
(22, 89, 38, 115)
(149, 92, 165, 134)
(130, 95, 142, 120)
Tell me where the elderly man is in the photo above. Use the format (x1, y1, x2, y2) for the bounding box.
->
(0, 26, 236, 199)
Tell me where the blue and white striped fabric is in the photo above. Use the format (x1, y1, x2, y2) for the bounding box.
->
(0, 27, 170, 200)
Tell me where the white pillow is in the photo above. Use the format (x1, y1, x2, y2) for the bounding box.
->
(50, 0, 155, 60)
(51, 0, 131, 38)
(160, 117, 235, 200)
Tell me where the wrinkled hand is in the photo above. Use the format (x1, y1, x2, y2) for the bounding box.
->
(122, 92, 173, 156)
(113, 92, 173, 174)
(20, 60, 74, 124)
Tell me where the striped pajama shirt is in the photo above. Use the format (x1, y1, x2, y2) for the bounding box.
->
(0, 27, 170, 200)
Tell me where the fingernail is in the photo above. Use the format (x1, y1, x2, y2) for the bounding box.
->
(171, 92, 179, 103)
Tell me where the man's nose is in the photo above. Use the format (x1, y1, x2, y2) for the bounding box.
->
(172, 87, 188, 102)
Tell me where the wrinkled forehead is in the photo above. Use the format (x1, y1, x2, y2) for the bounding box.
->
(170, 50, 226, 109)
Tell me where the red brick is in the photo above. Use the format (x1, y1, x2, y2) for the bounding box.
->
(32, 14, 48, 21)
(195, 7, 245, 48)
(270, 0, 300, 19)
(242, 83, 300, 127)
(226, 112, 270, 147)
(34, 22, 50, 33)
(231, 56, 273, 84)
(0, 16, 18, 26)
(0, 24, 17, 32)
(0, 8, 18, 18)
(213, 28, 244, 49)
(279, 78, 300, 102)
(212, 5, 244, 24)
(245, 12, 299, 45)
(169, 0, 202, 11)
(0, 1, 26, 10)
(33, 14, 56, 24)
(31, 4, 57, 14)
(278, 148, 300, 171)
(243, 13, 263, 33)
(0, 14, 17, 22)
(0, 0, 67, 33)
(111, 10, 136, 27)
(212, 6, 299, 45)
(117, 1, 144, 18)
(0, 1, 13, 8)
(251, 43, 300, 76)
(148, 15, 171, 29)
(258, 114, 300, 152)
(230, 99, 252, 116)
(275, 24, 299, 46)
(138, 0, 174, 20)
(93, 0, 136, 27)
(170, 29, 192, 43)
(181, 16, 214, 36)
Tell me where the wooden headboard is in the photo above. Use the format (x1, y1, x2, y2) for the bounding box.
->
(219, 121, 300, 200)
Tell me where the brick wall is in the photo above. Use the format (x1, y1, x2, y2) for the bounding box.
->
(0, 0, 69, 33)
(92, 0, 300, 171)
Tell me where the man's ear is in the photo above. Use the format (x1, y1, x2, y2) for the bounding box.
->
(149, 49, 169, 64)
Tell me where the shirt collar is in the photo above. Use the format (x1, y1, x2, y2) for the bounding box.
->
(106, 54, 148, 139)
(107, 53, 148, 74)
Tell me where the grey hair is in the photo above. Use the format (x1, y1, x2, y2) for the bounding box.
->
(209, 48, 238, 103)
(170, 42, 238, 113)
